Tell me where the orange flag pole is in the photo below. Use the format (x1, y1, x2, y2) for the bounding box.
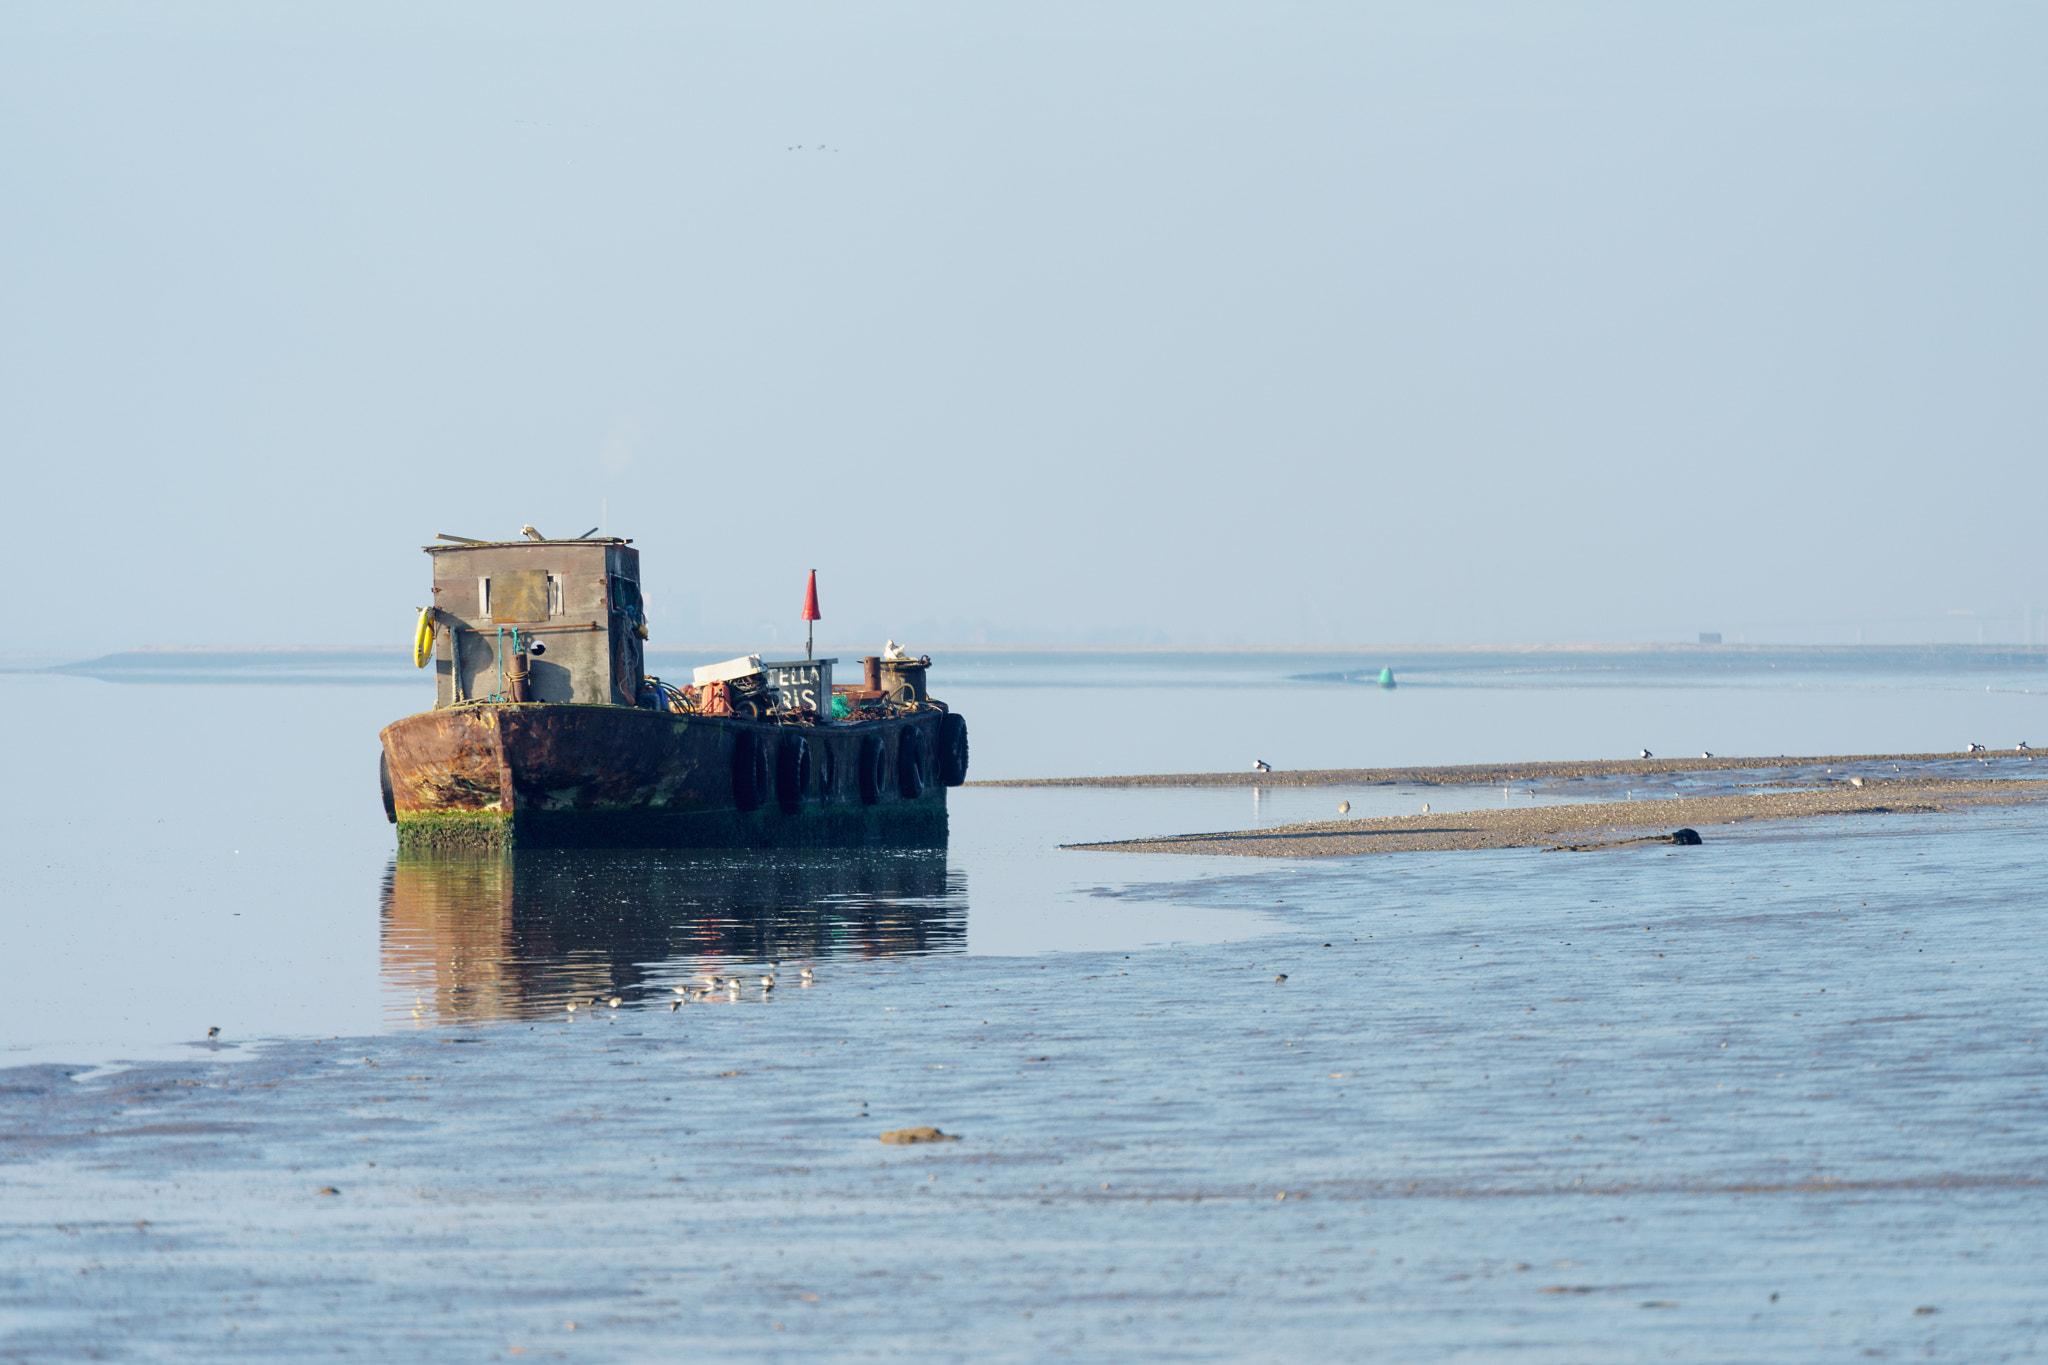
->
(801, 570, 821, 660)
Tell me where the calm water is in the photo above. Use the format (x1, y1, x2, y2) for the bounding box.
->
(2, 652, 2044, 1359)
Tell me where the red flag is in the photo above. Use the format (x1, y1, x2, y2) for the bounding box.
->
(801, 570, 821, 622)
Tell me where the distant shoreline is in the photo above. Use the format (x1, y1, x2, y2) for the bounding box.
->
(1063, 774, 2048, 859)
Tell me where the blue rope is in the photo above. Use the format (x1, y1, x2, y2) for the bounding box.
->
(488, 626, 525, 702)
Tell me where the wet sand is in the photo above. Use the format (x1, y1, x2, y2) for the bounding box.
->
(1069, 776, 2048, 857)
(973, 749, 2039, 788)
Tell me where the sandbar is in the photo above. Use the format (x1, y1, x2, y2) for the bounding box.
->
(1064, 775, 2048, 858)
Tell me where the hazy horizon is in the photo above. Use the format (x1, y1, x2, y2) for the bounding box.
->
(6, 3, 2044, 654)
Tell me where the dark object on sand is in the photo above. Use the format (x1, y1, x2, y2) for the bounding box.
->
(1548, 827, 1705, 853)
(880, 1127, 960, 1145)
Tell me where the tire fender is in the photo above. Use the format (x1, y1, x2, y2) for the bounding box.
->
(732, 730, 767, 812)
(937, 713, 969, 786)
(898, 726, 926, 799)
(776, 735, 811, 815)
(857, 733, 886, 805)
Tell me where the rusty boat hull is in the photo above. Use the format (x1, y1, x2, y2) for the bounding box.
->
(380, 703, 956, 850)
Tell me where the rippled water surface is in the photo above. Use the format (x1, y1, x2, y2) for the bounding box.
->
(2, 653, 2044, 1360)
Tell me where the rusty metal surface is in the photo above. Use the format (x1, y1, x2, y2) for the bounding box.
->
(379, 704, 949, 822)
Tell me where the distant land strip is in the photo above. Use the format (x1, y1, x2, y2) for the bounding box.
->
(969, 751, 2037, 789)
(1064, 777, 2048, 859)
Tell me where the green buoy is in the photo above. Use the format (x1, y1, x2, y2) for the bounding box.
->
(1377, 667, 1396, 690)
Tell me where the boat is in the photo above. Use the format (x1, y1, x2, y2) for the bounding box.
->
(377, 533, 967, 849)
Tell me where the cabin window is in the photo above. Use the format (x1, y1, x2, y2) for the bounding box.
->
(478, 577, 489, 616)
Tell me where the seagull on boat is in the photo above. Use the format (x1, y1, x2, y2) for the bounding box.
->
(1253, 760, 1271, 773)
(520, 524, 546, 542)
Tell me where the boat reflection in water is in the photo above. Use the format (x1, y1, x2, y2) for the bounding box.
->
(381, 848, 965, 1025)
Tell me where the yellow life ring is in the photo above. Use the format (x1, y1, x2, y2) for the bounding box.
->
(412, 607, 435, 668)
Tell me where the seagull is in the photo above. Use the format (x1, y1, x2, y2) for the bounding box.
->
(1337, 800, 1351, 814)
(520, 524, 546, 542)
(1639, 749, 1653, 759)
(1966, 742, 1985, 753)
(1253, 760, 1272, 773)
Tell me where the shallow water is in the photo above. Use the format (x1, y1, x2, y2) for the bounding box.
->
(2, 654, 2044, 1359)
(4, 806, 2042, 1360)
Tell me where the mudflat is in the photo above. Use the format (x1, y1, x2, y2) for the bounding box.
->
(974, 749, 2033, 789)
(1066, 776, 2048, 857)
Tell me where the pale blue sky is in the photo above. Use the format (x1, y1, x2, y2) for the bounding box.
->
(4, 2, 2043, 652)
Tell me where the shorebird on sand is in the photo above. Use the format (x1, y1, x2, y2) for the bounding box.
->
(206, 1026, 220, 1039)
(1420, 803, 1430, 814)
(1337, 800, 1351, 814)
(799, 966, 815, 984)
(1253, 760, 1272, 773)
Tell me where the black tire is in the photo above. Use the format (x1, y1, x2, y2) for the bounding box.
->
(732, 730, 768, 812)
(937, 713, 969, 786)
(379, 750, 397, 824)
(898, 726, 927, 799)
(857, 733, 886, 805)
(776, 735, 811, 815)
